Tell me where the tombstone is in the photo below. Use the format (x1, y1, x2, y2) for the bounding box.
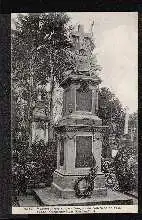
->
(32, 120, 48, 143)
(32, 100, 49, 144)
(51, 24, 107, 198)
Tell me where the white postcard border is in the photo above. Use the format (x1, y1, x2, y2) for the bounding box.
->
(12, 205, 138, 214)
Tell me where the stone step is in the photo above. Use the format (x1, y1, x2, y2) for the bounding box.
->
(124, 191, 138, 199)
(32, 187, 134, 206)
(18, 195, 41, 207)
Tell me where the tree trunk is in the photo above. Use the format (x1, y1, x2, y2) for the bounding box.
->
(48, 49, 56, 143)
(28, 53, 34, 154)
(28, 74, 33, 154)
(48, 74, 55, 143)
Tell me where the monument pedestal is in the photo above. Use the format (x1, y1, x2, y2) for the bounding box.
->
(33, 187, 134, 206)
(51, 169, 107, 199)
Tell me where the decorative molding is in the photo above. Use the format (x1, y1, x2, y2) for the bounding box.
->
(60, 75, 101, 89)
(32, 116, 49, 122)
(57, 132, 76, 141)
(55, 125, 107, 134)
(65, 133, 76, 140)
(93, 132, 102, 141)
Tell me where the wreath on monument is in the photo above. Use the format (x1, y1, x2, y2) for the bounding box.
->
(74, 165, 98, 198)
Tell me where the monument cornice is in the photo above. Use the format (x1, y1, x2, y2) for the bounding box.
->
(32, 115, 49, 122)
(55, 124, 108, 133)
(60, 74, 102, 88)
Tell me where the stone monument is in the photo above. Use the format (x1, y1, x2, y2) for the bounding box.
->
(51, 24, 107, 198)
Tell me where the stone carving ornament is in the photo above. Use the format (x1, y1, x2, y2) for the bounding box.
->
(58, 132, 76, 141)
(71, 24, 94, 73)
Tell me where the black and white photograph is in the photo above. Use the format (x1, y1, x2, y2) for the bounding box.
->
(11, 12, 138, 214)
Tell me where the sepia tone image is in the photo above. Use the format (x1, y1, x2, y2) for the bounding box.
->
(11, 12, 138, 212)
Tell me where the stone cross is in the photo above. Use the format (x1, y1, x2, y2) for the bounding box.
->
(71, 24, 94, 73)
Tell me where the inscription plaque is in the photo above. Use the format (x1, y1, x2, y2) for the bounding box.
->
(63, 89, 73, 115)
(75, 136, 93, 168)
(60, 138, 64, 166)
(76, 88, 92, 112)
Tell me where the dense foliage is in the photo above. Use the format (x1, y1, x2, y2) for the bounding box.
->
(12, 140, 57, 199)
(11, 12, 73, 148)
(98, 87, 125, 158)
(114, 138, 138, 192)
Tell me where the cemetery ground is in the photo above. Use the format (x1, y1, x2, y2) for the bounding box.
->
(15, 190, 138, 207)
(13, 183, 138, 207)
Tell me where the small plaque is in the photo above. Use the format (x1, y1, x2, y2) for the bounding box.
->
(76, 88, 92, 112)
(63, 89, 74, 115)
(63, 89, 70, 114)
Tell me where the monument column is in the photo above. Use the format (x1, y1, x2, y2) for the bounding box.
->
(93, 132, 102, 172)
(65, 135, 76, 172)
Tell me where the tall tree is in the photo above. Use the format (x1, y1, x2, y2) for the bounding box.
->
(11, 14, 42, 150)
(12, 12, 74, 148)
(36, 13, 74, 141)
(98, 87, 125, 158)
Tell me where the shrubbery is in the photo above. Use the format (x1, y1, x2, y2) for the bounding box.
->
(114, 141, 138, 192)
(101, 140, 138, 193)
(12, 140, 57, 197)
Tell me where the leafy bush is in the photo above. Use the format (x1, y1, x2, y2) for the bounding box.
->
(101, 157, 119, 190)
(12, 140, 57, 195)
(30, 140, 57, 186)
(114, 140, 138, 192)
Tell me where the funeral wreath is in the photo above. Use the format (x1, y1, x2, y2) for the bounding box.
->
(74, 165, 98, 198)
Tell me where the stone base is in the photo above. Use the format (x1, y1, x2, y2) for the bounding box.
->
(51, 169, 107, 199)
(32, 187, 134, 206)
